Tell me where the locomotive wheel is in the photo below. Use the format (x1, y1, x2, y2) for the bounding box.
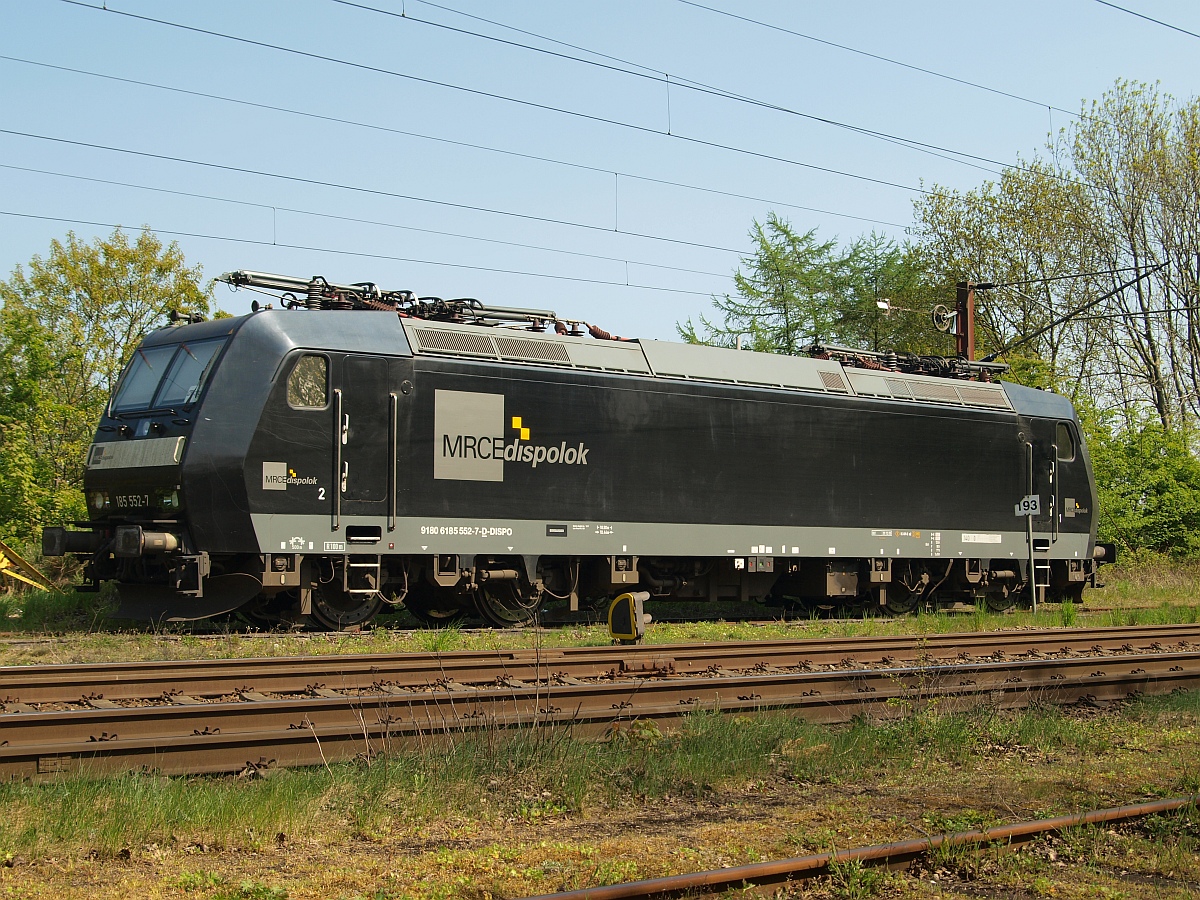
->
(402, 581, 469, 627)
(883, 590, 919, 615)
(310, 580, 384, 630)
(474, 581, 544, 627)
(236, 593, 293, 629)
(985, 593, 1016, 613)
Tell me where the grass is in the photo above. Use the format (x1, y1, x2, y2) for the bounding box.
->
(2, 696, 1196, 859)
(0, 554, 1197, 667)
(1, 692, 1197, 897)
(3, 559, 1198, 898)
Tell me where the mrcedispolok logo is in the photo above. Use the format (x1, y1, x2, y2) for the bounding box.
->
(262, 462, 319, 491)
(434, 389, 590, 482)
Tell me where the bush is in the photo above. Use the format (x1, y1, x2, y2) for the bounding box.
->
(1090, 421, 1200, 557)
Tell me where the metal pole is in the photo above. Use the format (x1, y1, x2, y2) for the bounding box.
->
(955, 281, 976, 361)
(1026, 440, 1036, 614)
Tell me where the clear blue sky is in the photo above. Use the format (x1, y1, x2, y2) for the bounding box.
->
(2, 0, 1197, 339)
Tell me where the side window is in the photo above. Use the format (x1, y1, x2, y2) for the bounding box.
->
(287, 355, 328, 409)
(1056, 422, 1076, 461)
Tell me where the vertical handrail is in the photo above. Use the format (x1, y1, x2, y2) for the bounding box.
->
(388, 392, 398, 532)
(332, 388, 343, 531)
(1051, 444, 1059, 542)
(1024, 440, 1036, 613)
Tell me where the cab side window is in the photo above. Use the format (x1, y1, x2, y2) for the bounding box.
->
(287, 355, 328, 409)
(1056, 422, 1076, 461)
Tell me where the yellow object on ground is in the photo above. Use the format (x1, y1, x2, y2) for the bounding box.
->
(0, 536, 57, 592)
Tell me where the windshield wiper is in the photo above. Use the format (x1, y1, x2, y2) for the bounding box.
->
(110, 406, 179, 421)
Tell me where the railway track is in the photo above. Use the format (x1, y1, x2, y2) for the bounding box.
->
(519, 795, 1200, 900)
(1, 624, 1198, 779)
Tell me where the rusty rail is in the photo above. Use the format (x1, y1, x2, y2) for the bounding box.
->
(520, 795, 1200, 899)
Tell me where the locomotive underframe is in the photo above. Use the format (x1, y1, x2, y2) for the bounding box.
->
(52, 520, 1099, 627)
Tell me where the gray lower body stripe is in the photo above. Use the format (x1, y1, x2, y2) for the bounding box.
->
(250, 514, 1091, 561)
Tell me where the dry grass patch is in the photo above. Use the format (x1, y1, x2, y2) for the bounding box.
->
(0, 692, 1197, 899)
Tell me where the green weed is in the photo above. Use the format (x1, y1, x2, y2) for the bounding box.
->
(827, 858, 887, 900)
(1, 694, 1197, 865)
(1058, 598, 1078, 627)
(415, 626, 462, 653)
(212, 881, 287, 900)
(173, 870, 225, 892)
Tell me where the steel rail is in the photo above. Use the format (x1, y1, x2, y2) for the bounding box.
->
(2, 650, 1197, 779)
(519, 795, 1200, 899)
(2, 623, 1197, 706)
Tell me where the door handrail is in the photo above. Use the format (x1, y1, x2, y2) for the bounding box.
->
(332, 388, 343, 531)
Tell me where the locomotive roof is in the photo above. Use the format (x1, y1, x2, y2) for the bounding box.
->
(399, 318, 1021, 414)
(145, 307, 411, 357)
(147, 307, 1078, 419)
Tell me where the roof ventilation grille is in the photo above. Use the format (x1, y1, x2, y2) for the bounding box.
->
(819, 370, 849, 392)
(956, 386, 1010, 408)
(414, 328, 496, 357)
(496, 336, 572, 363)
(908, 380, 961, 403)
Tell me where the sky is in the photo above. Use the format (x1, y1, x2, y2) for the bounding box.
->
(2, 0, 1198, 340)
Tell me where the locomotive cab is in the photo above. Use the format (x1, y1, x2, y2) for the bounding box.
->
(42, 316, 251, 618)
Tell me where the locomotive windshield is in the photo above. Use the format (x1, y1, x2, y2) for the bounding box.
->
(111, 338, 228, 413)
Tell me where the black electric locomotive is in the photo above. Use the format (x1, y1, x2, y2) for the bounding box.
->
(43, 270, 1110, 629)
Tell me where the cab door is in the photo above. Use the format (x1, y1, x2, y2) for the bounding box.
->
(1022, 420, 1056, 541)
(334, 355, 390, 522)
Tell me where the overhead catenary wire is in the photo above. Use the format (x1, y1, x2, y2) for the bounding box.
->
(674, 0, 1083, 119)
(976, 267, 1153, 289)
(0, 54, 906, 231)
(0, 128, 751, 256)
(0, 210, 724, 298)
(59, 0, 1116, 204)
(0, 164, 735, 280)
(339, 0, 1154, 197)
(56, 0, 931, 197)
(1092, 0, 1200, 41)
(980, 262, 1170, 361)
(330, 0, 1016, 178)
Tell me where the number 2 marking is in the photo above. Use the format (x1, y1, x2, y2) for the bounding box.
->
(318, 487, 326, 500)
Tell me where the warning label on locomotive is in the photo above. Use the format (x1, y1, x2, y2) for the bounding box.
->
(434, 390, 591, 482)
(962, 533, 1003, 544)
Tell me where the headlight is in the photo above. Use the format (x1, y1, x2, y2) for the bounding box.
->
(157, 489, 182, 510)
(89, 491, 109, 511)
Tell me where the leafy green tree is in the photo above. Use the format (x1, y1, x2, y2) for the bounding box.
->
(679, 214, 948, 356)
(1089, 418, 1200, 557)
(0, 228, 213, 543)
(914, 81, 1200, 428)
(678, 214, 845, 353)
(835, 233, 951, 355)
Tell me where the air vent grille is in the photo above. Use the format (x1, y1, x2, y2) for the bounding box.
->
(495, 336, 572, 363)
(819, 371, 848, 392)
(414, 329, 496, 356)
(908, 381, 962, 403)
(956, 386, 1010, 408)
(884, 378, 912, 398)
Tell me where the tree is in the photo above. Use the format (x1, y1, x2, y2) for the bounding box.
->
(913, 81, 1200, 430)
(679, 214, 948, 356)
(1089, 417, 1200, 557)
(0, 228, 213, 543)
